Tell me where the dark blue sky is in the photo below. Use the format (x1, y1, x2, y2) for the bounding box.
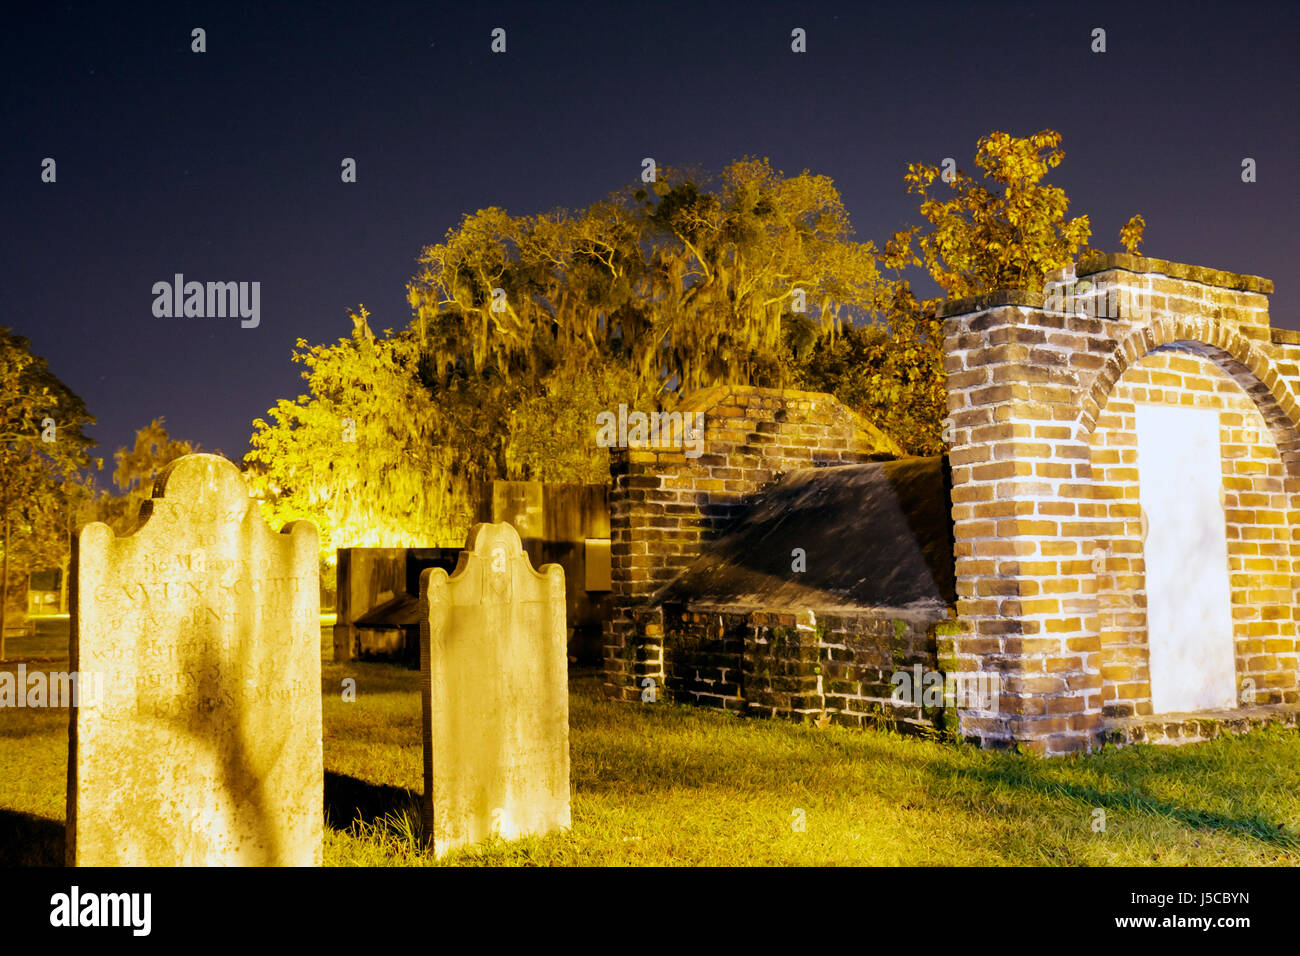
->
(3, 1, 1296, 473)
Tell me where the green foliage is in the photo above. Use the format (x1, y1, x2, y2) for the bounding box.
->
(95, 418, 199, 535)
(796, 291, 947, 455)
(405, 157, 889, 484)
(804, 129, 1149, 453)
(1120, 213, 1147, 255)
(409, 158, 885, 399)
(896, 129, 1095, 297)
(245, 310, 474, 556)
(258, 134, 1149, 540)
(0, 327, 95, 650)
(505, 355, 650, 483)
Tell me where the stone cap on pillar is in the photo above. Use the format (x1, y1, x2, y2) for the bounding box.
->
(936, 254, 1273, 322)
(937, 290, 1044, 319)
(1065, 253, 1273, 294)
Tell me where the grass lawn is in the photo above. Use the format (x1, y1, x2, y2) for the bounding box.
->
(2, 616, 1298, 866)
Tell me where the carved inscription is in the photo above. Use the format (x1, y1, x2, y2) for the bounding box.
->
(69, 454, 322, 866)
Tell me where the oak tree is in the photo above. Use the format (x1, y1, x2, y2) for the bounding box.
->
(0, 328, 94, 658)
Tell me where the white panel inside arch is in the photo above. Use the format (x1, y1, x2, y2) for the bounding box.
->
(1135, 404, 1238, 714)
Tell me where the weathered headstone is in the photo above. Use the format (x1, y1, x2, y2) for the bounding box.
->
(68, 454, 322, 866)
(420, 522, 570, 857)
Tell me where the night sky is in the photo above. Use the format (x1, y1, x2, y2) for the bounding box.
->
(3, 1, 1296, 475)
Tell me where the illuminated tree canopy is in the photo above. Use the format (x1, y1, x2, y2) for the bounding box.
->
(95, 418, 200, 536)
(801, 129, 1146, 454)
(248, 132, 1147, 546)
(246, 310, 468, 554)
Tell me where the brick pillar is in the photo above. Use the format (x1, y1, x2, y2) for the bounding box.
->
(942, 295, 1105, 754)
(602, 447, 695, 701)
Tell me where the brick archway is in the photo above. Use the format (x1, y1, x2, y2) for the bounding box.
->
(1079, 317, 1300, 472)
(1086, 343, 1300, 719)
(940, 255, 1296, 753)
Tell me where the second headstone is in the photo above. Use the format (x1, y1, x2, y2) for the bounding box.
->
(420, 522, 570, 857)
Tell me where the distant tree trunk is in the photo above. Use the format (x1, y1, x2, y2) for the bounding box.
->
(60, 503, 71, 614)
(1, 511, 9, 662)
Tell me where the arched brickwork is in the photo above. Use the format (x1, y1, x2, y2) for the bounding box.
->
(941, 255, 1298, 753)
(1080, 317, 1300, 465)
(1088, 345, 1300, 718)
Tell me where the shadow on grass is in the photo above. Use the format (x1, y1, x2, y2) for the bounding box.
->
(0, 809, 63, 866)
(925, 757, 1300, 853)
(324, 771, 419, 831)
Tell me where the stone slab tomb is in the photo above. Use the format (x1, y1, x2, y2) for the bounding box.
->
(68, 454, 322, 865)
(420, 522, 570, 857)
(605, 256, 1300, 755)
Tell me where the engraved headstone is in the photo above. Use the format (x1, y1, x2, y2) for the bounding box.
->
(68, 454, 322, 866)
(420, 522, 570, 857)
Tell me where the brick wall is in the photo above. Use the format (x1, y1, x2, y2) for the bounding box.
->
(942, 254, 1300, 754)
(1091, 348, 1299, 715)
(602, 386, 901, 701)
(659, 604, 947, 734)
(601, 256, 1300, 756)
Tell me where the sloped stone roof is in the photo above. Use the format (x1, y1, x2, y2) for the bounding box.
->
(656, 455, 955, 614)
(353, 592, 421, 629)
(674, 384, 904, 458)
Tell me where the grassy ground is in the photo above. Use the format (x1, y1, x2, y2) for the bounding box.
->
(3, 616, 1298, 866)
